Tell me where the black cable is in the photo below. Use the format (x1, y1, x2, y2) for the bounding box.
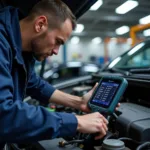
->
(104, 132, 118, 140)
(119, 137, 142, 145)
(4, 144, 10, 150)
(66, 139, 84, 145)
(10, 144, 21, 150)
(59, 139, 84, 147)
(112, 112, 118, 119)
(136, 142, 150, 150)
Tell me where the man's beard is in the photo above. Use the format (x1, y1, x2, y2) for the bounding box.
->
(31, 32, 47, 61)
(32, 53, 44, 61)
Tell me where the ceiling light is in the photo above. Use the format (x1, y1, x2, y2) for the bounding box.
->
(70, 36, 80, 44)
(143, 29, 150, 36)
(92, 37, 102, 44)
(115, 0, 138, 14)
(115, 26, 130, 35)
(90, 0, 103, 11)
(74, 24, 84, 33)
(139, 15, 150, 24)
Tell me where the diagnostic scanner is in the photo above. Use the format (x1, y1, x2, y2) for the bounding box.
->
(88, 76, 128, 114)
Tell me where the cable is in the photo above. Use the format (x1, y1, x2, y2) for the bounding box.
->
(4, 144, 10, 150)
(104, 132, 118, 140)
(136, 142, 150, 150)
(112, 112, 118, 119)
(59, 139, 84, 147)
(119, 137, 142, 145)
(10, 144, 21, 150)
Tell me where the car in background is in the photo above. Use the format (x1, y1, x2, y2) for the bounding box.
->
(42, 61, 101, 84)
(35, 39, 150, 84)
(102, 38, 150, 74)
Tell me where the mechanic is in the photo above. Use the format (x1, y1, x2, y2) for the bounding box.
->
(0, 0, 109, 148)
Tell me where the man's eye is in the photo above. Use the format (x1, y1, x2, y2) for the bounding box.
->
(56, 40, 61, 45)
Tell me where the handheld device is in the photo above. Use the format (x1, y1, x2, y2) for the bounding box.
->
(88, 76, 128, 114)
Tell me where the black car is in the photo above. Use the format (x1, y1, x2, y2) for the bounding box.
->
(104, 39, 150, 72)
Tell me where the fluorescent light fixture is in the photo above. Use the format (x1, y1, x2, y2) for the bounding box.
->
(115, 26, 130, 35)
(74, 24, 84, 33)
(143, 29, 150, 36)
(92, 37, 102, 44)
(108, 57, 121, 68)
(139, 15, 150, 24)
(128, 43, 145, 56)
(90, 0, 103, 11)
(70, 36, 80, 44)
(115, 0, 138, 14)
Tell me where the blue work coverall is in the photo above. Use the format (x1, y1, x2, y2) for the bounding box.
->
(0, 6, 77, 147)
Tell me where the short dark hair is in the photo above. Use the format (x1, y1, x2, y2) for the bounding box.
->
(27, 0, 76, 30)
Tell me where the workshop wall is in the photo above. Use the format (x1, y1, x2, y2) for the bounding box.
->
(50, 39, 131, 64)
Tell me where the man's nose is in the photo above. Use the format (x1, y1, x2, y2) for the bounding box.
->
(53, 47, 60, 55)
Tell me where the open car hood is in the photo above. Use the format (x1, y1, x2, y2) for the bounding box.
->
(1, 0, 97, 19)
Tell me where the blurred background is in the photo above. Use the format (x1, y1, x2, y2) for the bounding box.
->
(34, 0, 150, 83)
(49, 0, 150, 64)
(2, 0, 150, 83)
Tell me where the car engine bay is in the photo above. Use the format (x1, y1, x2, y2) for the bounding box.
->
(10, 72, 150, 150)
(1, 0, 150, 150)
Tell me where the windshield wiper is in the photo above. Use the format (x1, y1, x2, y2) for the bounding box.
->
(130, 68, 150, 74)
(107, 68, 131, 76)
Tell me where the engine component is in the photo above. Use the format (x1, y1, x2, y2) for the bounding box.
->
(116, 103, 150, 142)
(99, 139, 130, 150)
(72, 85, 92, 96)
(136, 141, 150, 150)
(32, 138, 82, 150)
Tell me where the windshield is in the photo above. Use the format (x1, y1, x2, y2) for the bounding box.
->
(107, 40, 150, 70)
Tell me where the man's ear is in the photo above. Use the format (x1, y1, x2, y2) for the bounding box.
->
(34, 16, 48, 33)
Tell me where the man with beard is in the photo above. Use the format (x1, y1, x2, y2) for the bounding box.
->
(0, 0, 108, 148)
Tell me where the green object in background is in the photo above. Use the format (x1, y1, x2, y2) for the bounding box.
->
(46, 107, 56, 112)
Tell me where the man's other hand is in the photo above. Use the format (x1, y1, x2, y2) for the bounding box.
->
(79, 83, 120, 113)
(76, 112, 108, 140)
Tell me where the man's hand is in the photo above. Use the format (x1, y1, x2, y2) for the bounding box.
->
(79, 83, 98, 112)
(79, 83, 120, 113)
(76, 112, 108, 140)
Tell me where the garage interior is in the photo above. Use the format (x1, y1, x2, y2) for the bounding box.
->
(0, 0, 150, 150)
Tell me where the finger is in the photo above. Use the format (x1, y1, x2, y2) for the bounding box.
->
(103, 117, 108, 125)
(94, 132, 101, 140)
(102, 122, 108, 132)
(90, 82, 98, 92)
(95, 127, 106, 140)
(98, 114, 108, 124)
(100, 125, 106, 137)
(115, 103, 121, 111)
